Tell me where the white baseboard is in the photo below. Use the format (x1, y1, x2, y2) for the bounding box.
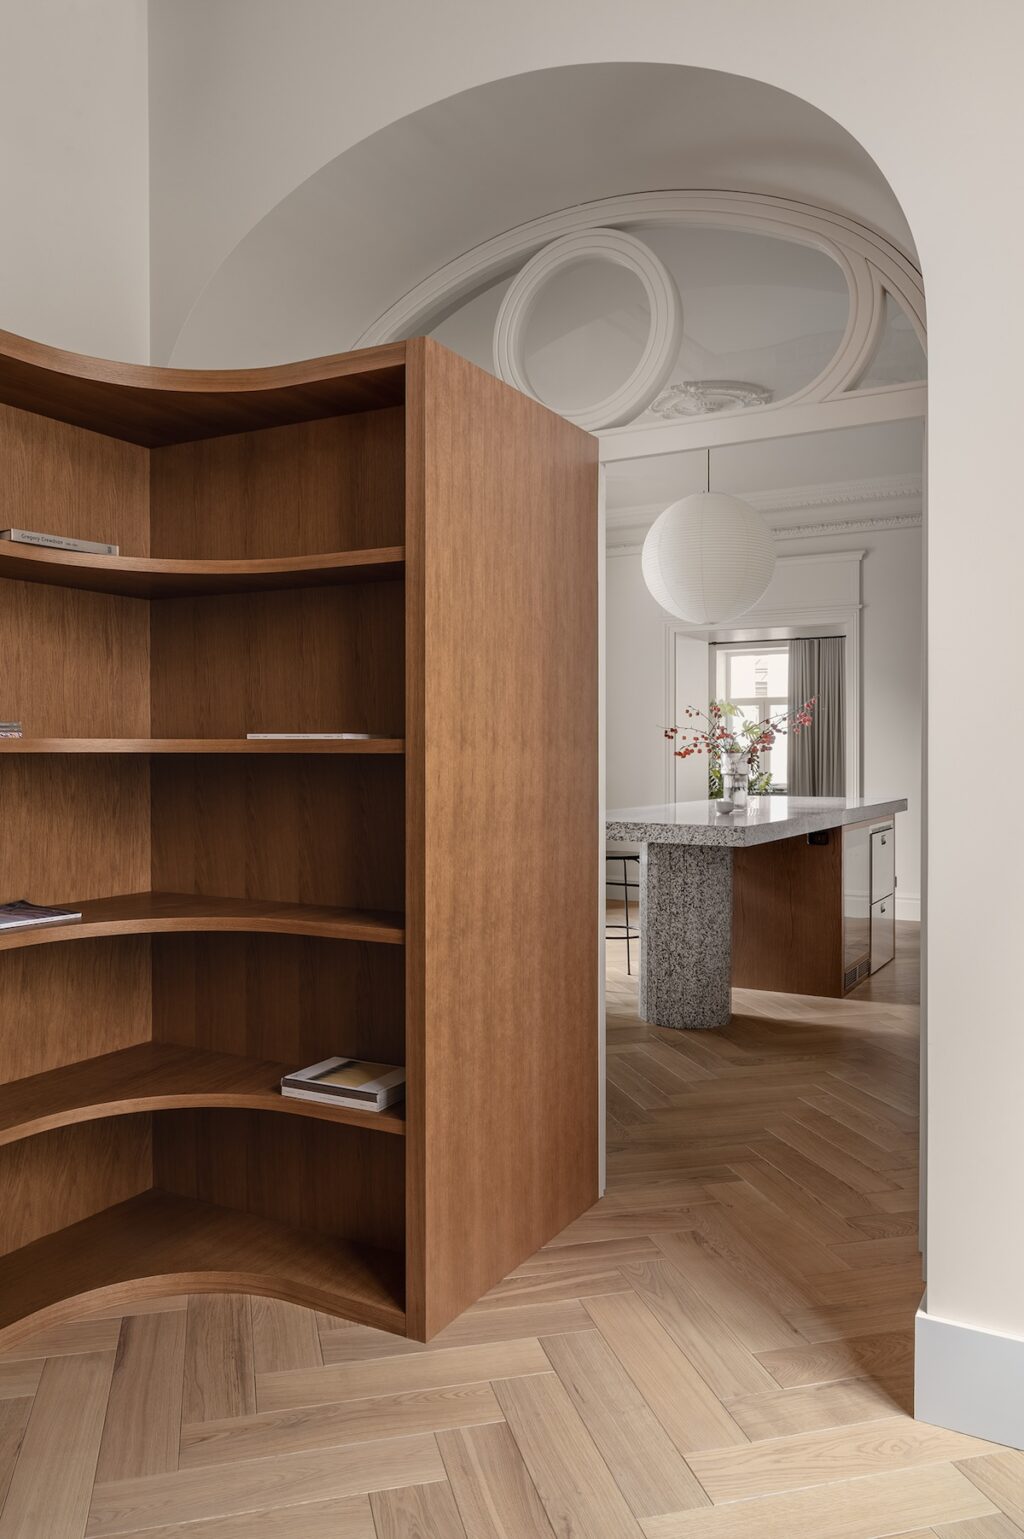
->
(896, 894, 920, 921)
(916, 1297, 1024, 1449)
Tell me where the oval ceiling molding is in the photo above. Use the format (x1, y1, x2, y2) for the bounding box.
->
(492, 228, 683, 431)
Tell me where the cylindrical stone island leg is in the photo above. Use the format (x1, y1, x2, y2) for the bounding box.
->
(638, 842, 733, 1030)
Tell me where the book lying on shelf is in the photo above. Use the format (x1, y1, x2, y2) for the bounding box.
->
(0, 723, 22, 738)
(246, 732, 385, 740)
(280, 1057, 406, 1111)
(0, 900, 83, 932)
(0, 528, 119, 556)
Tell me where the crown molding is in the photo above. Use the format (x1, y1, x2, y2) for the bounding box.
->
(605, 472, 922, 551)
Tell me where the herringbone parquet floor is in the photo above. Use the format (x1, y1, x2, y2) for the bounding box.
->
(0, 921, 1021, 1538)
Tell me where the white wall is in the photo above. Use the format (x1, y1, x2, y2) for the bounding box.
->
(607, 526, 923, 916)
(0, 0, 149, 361)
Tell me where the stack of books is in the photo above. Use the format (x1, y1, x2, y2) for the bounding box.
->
(0, 529, 119, 556)
(280, 1057, 406, 1112)
(0, 900, 83, 932)
(0, 722, 22, 739)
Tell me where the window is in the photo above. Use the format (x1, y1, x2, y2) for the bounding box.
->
(715, 644, 790, 791)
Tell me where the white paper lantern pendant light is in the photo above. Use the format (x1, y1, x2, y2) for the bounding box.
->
(641, 450, 776, 625)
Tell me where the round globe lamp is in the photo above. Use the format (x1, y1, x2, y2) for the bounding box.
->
(641, 491, 776, 625)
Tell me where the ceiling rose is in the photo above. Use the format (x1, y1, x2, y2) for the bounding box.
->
(649, 379, 773, 418)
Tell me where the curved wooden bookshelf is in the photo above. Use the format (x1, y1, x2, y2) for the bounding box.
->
(0, 540, 405, 597)
(0, 738, 405, 754)
(0, 1192, 405, 1349)
(0, 1042, 405, 1145)
(0, 892, 405, 952)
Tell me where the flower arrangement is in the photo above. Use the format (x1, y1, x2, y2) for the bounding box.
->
(664, 697, 817, 798)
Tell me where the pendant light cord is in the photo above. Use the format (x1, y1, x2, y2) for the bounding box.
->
(707, 447, 711, 495)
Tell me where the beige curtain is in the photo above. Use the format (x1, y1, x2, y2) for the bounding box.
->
(788, 637, 845, 796)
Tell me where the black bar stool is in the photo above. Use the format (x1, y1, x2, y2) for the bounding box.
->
(605, 852, 640, 975)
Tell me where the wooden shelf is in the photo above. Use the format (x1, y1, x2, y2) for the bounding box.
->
(0, 1190, 405, 1349)
(0, 540, 405, 597)
(0, 737, 405, 755)
(0, 328, 406, 445)
(0, 891, 405, 951)
(0, 1042, 405, 1145)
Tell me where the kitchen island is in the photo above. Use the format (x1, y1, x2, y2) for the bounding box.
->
(607, 796, 907, 1030)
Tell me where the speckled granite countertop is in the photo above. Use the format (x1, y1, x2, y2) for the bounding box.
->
(606, 795, 907, 848)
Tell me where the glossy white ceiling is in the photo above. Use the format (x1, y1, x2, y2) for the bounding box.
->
(166, 62, 915, 368)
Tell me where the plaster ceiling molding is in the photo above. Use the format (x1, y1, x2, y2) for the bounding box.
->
(492, 228, 683, 431)
(650, 380, 773, 418)
(604, 471, 923, 552)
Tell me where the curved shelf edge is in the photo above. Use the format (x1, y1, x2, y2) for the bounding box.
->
(0, 540, 405, 597)
(0, 1192, 406, 1350)
(0, 893, 405, 952)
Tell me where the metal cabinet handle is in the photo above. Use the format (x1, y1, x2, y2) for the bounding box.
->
(881, 835, 887, 844)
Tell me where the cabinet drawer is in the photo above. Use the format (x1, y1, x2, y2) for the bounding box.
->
(871, 826, 895, 903)
(870, 895, 895, 972)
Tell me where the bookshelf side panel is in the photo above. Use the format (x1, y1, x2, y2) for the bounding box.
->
(406, 338, 600, 1339)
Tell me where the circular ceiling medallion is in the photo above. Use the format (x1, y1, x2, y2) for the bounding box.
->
(492, 228, 682, 432)
(650, 380, 773, 418)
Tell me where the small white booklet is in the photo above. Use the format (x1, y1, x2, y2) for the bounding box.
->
(0, 528, 119, 556)
(280, 1056, 406, 1111)
(0, 900, 83, 932)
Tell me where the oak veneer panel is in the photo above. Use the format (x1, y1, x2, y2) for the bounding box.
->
(0, 755, 150, 903)
(0, 397, 148, 550)
(0, 937, 150, 1081)
(154, 1109, 405, 1254)
(150, 756, 405, 914)
(0, 579, 150, 736)
(733, 831, 844, 997)
(0, 1117, 151, 1255)
(404, 337, 599, 1339)
(152, 933, 405, 1069)
(0, 540, 405, 597)
(149, 582, 404, 738)
(0, 328, 406, 445)
(0, 1041, 406, 1145)
(149, 408, 406, 556)
(0, 1191, 405, 1351)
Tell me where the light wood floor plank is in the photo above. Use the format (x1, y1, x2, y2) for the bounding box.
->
(958, 1452, 1024, 1527)
(437, 1421, 556, 1539)
(757, 1329, 916, 1387)
(96, 1312, 186, 1483)
(493, 1372, 644, 1538)
(251, 1298, 323, 1375)
(322, 1300, 594, 1360)
(640, 1465, 997, 1539)
(725, 1370, 914, 1440)
(257, 1338, 550, 1414)
(86, 1434, 445, 1536)
(369, 1480, 468, 1537)
(688, 1416, 1000, 1503)
(583, 1290, 747, 1454)
(182, 1297, 255, 1425)
(653, 1229, 805, 1355)
(0, 1318, 122, 1362)
(621, 1257, 777, 1399)
(0, 1362, 42, 1402)
(542, 1329, 709, 1518)
(101, 1495, 377, 1538)
(0, 1351, 115, 1539)
(0, 1398, 32, 1514)
(179, 1382, 502, 1467)
(936, 1516, 1024, 1538)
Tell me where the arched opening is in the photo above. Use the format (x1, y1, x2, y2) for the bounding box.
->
(162, 61, 927, 1470)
